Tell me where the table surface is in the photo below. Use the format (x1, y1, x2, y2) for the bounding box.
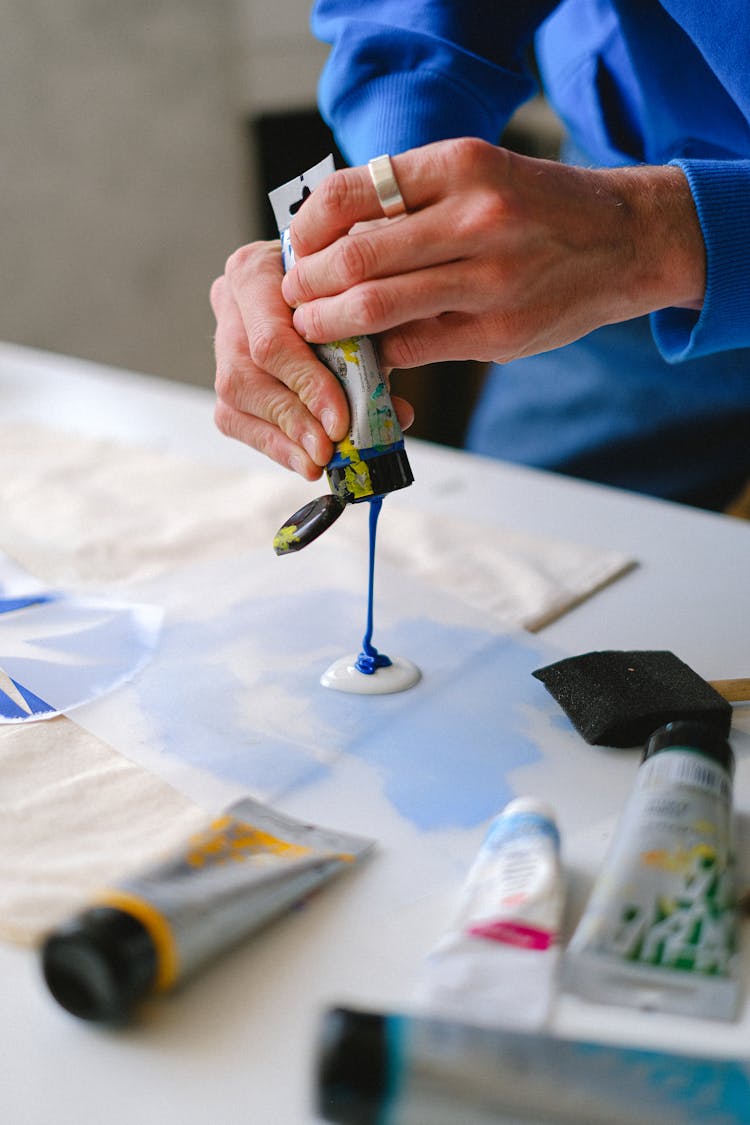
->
(2, 342, 749, 1124)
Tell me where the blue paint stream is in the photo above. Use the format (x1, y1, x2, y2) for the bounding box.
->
(354, 496, 392, 675)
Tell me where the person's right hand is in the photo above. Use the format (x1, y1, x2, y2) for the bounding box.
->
(210, 240, 351, 480)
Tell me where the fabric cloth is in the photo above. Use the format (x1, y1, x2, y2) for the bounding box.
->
(310, 0, 750, 506)
(0, 717, 210, 945)
(0, 422, 633, 943)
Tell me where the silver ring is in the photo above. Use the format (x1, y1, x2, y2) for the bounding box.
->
(368, 154, 407, 218)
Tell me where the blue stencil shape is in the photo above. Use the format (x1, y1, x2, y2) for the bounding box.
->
(0, 597, 161, 723)
(0, 595, 55, 615)
(0, 677, 54, 719)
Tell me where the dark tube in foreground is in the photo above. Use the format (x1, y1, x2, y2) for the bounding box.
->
(316, 1006, 750, 1125)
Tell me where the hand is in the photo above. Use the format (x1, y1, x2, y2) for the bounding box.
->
(211, 241, 413, 476)
(281, 137, 706, 369)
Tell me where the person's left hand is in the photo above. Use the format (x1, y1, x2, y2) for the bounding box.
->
(280, 137, 705, 370)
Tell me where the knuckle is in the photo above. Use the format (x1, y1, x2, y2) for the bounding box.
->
(300, 300, 324, 341)
(385, 330, 427, 370)
(336, 235, 376, 287)
(319, 172, 354, 217)
(266, 393, 300, 438)
(209, 275, 226, 310)
(225, 241, 267, 283)
(287, 365, 319, 409)
(214, 362, 238, 405)
(213, 399, 234, 438)
(249, 325, 285, 372)
(443, 136, 492, 177)
(350, 283, 392, 331)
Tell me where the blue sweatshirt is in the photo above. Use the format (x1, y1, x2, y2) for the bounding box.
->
(311, 1, 750, 505)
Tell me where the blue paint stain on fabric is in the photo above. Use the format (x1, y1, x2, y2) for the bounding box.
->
(0, 595, 55, 615)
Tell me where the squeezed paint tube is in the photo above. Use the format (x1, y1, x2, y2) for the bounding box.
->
(564, 720, 740, 1020)
(316, 1005, 750, 1124)
(412, 796, 564, 1030)
(269, 155, 413, 554)
(41, 796, 374, 1023)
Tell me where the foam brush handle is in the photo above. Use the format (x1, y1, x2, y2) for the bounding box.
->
(709, 678, 750, 703)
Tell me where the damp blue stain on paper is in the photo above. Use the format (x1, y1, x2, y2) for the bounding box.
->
(123, 584, 549, 832)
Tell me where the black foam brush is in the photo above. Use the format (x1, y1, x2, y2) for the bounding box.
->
(532, 650, 749, 748)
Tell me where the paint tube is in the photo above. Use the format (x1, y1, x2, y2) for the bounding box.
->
(412, 796, 564, 1030)
(316, 1005, 750, 1124)
(268, 156, 413, 554)
(564, 719, 740, 1020)
(41, 796, 374, 1023)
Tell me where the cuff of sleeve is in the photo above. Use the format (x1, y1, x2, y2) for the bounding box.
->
(651, 158, 750, 362)
(318, 67, 529, 166)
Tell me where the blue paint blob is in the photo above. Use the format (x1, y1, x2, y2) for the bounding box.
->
(354, 497, 392, 676)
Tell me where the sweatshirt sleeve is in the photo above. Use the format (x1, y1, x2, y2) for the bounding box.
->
(311, 0, 558, 166)
(651, 158, 750, 362)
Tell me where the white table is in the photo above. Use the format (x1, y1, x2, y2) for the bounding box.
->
(1, 342, 749, 1124)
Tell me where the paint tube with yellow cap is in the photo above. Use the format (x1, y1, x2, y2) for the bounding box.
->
(269, 156, 413, 555)
(41, 796, 374, 1023)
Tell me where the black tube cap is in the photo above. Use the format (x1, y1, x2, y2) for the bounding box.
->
(41, 907, 158, 1024)
(316, 1007, 389, 1125)
(643, 720, 735, 776)
(327, 447, 413, 504)
(274, 495, 346, 554)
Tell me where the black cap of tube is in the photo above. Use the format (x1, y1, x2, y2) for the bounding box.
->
(316, 1007, 389, 1125)
(643, 720, 735, 776)
(327, 447, 413, 504)
(274, 494, 347, 555)
(41, 907, 158, 1023)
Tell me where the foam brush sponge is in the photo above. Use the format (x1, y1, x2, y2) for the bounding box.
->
(532, 650, 749, 748)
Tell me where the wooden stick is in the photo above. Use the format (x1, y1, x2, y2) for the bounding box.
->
(709, 678, 750, 703)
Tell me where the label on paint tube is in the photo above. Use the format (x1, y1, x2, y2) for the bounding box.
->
(268, 157, 412, 521)
(564, 722, 740, 1020)
(413, 797, 564, 1030)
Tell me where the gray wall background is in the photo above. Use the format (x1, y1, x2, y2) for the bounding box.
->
(1, 1, 328, 386)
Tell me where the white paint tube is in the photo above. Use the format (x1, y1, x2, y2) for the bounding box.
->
(41, 796, 374, 1023)
(564, 720, 740, 1020)
(412, 796, 564, 1030)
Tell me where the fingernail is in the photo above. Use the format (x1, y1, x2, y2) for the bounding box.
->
(301, 432, 318, 461)
(293, 305, 307, 338)
(289, 452, 306, 475)
(321, 409, 338, 440)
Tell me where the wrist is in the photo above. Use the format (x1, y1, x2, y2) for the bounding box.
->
(606, 164, 706, 314)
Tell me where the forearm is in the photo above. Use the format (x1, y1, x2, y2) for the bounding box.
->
(312, 0, 557, 163)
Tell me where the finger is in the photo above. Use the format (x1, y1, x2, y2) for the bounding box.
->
(289, 139, 486, 258)
(223, 243, 349, 441)
(212, 273, 332, 472)
(390, 394, 415, 432)
(291, 260, 484, 344)
(282, 199, 464, 307)
(213, 398, 324, 481)
(379, 314, 501, 369)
